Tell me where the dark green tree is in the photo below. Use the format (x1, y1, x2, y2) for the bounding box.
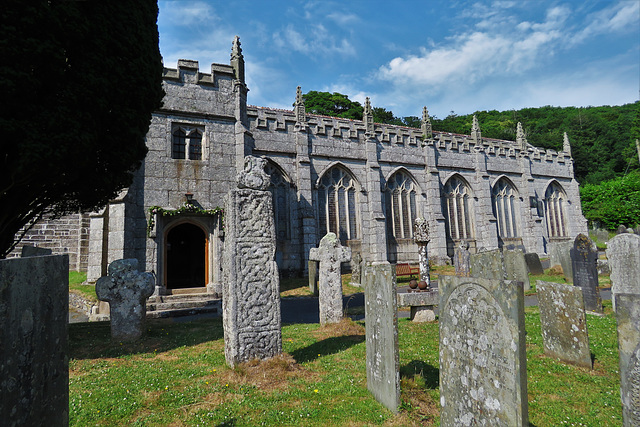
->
(0, 0, 164, 258)
(303, 91, 363, 120)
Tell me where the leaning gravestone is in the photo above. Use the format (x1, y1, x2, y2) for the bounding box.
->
(308, 259, 319, 296)
(614, 293, 640, 427)
(571, 234, 603, 313)
(223, 156, 282, 367)
(439, 275, 528, 426)
(454, 241, 471, 276)
(363, 263, 400, 413)
(549, 240, 574, 281)
(524, 252, 544, 275)
(96, 259, 155, 341)
(537, 281, 591, 368)
(606, 233, 640, 311)
(503, 249, 531, 291)
(0, 255, 69, 426)
(309, 232, 351, 326)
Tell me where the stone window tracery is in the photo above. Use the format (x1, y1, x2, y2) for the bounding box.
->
(492, 178, 520, 239)
(385, 171, 418, 239)
(264, 162, 290, 241)
(544, 182, 568, 238)
(317, 166, 359, 242)
(172, 125, 203, 160)
(443, 176, 474, 240)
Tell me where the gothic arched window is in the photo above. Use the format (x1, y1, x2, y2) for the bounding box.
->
(172, 125, 204, 160)
(492, 178, 520, 239)
(172, 128, 186, 159)
(386, 171, 418, 239)
(443, 176, 474, 240)
(544, 182, 568, 238)
(265, 162, 290, 241)
(317, 166, 359, 242)
(188, 130, 202, 160)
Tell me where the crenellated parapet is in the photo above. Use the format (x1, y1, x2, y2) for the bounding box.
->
(162, 59, 235, 87)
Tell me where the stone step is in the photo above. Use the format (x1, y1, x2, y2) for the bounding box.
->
(146, 303, 220, 319)
(147, 298, 220, 312)
(150, 292, 214, 303)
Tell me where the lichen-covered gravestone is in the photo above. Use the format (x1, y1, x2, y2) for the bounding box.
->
(606, 233, 640, 311)
(614, 293, 640, 426)
(503, 249, 531, 291)
(350, 251, 362, 286)
(549, 240, 574, 281)
(96, 258, 154, 341)
(454, 241, 471, 276)
(363, 263, 400, 413)
(308, 259, 319, 296)
(469, 248, 504, 280)
(537, 281, 591, 369)
(571, 234, 603, 313)
(413, 217, 431, 287)
(309, 232, 351, 326)
(1, 254, 69, 426)
(439, 275, 528, 426)
(223, 156, 282, 367)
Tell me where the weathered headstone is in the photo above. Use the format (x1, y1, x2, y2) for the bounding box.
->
(0, 255, 69, 426)
(309, 232, 351, 326)
(96, 258, 155, 341)
(524, 252, 544, 275)
(21, 245, 52, 257)
(618, 224, 628, 235)
(469, 249, 503, 280)
(413, 217, 431, 288)
(503, 249, 531, 291)
(350, 251, 362, 286)
(308, 259, 319, 296)
(571, 234, 603, 313)
(536, 281, 591, 369)
(223, 156, 282, 367)
(363, 263, 400, 413)
(614, 293, 640, 426)
(591, 229, 610, 244)
(549, 240, 573, 281)
(606, 233, 640, 311)
(439, 275, 528, 426)
(453, 241, 471, 276)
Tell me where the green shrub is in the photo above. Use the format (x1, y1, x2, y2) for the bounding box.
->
(580, 170, 640, 229)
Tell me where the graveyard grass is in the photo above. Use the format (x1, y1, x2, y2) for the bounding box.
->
(68, 269, 622, 426)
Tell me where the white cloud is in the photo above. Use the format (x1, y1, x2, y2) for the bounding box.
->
(572, 0, 640, 44)
(158, 1, 216, 26)
(272, 23, 355, 58)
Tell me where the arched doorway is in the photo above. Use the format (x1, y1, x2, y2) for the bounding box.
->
(166, 223, 207, 289)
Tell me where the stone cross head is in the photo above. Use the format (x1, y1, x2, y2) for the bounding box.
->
(413, 218, 430, 245)
(237, 155, 270, 190)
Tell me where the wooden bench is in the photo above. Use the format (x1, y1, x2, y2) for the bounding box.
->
(395, 263, 420, 278)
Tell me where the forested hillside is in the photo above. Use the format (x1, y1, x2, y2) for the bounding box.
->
(431, 102, 639, 186)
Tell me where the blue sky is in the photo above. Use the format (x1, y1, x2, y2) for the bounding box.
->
(158, 0, 639, 119)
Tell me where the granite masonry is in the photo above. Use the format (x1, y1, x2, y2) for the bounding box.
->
(614, 293, 640, 426)
(10, 37, 588, 302)
(439, 275, 528, 426)
(309, 232, 351, 326)
(363, 263, 400, 413)
(536, 281, 591, 369)
(222, 156, 282, 367)
(606, 233, 640, 311)
(0, 255, 69, 426)
(96, 258, 155, 341)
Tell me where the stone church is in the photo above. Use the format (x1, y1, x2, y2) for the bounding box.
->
(14, 37, 587, 295)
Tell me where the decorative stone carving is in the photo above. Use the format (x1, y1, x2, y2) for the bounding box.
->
(309, 232, 351, 325)
(350, 251, 362, 286)
(223, 156, 282, 366)
(237, 155, 270, 190)
(454, 240, 471, 276)
(96, 259, 154, 341)
(413, 217, 431, 288)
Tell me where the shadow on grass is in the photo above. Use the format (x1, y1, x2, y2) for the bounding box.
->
(291, 334, 365, 363)
(400, 359, 439, 389)
(216, 420, 237, 427)
(68, 317, 224, 360)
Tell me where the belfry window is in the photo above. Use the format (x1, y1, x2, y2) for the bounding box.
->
(443, 176, 474, 240)
(265, 162, 290, 241)
(172, 125, 204, 160)
(544, 182, 568, 238)
(317, 166, 359, 243)
(492, 178, 520, 239)
(386, 171, 418, 239)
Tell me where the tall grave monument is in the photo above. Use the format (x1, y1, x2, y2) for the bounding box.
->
(614, 293, 640, 426)
(363, 263, 400, 413)
(439, 275, 528, 426)
(309, 232, 351, 326)
(413, 217, 431, 288)
(571, 234, 602, 313)
(222, 156, 282, 367)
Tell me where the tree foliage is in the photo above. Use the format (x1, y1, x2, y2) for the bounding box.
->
(0, 0, 164, 257)
(580, 171, 640, 230)
(302, 91, 363, 120)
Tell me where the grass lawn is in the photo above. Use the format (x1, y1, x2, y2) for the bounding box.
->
(68, 297, 622, 426)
